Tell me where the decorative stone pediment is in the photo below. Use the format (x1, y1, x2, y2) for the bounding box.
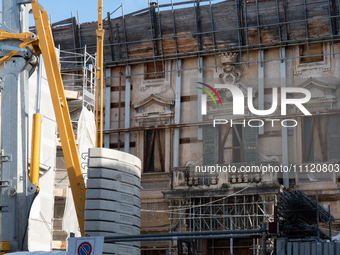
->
(296, 77, 337, 90)
(290, 78, 338, 113)
(134, 94, 174, 125)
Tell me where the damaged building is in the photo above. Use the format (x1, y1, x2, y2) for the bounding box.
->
(45, 0, 340, 254)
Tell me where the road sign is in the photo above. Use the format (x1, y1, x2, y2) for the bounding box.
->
(77, 242, 92, 255)
(67, 237, 104, 255)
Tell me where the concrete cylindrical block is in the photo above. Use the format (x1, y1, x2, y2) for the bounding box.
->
(85, 211, 141, 226)
(85, 148, 142, 255)
(86, 179, 140, 196)
(85, 200, 140, 217)
(86, 190, 140, 207)
(88, 168, 140, 187)
(102, 243, 140, 255)
(85, 221, 140, 235)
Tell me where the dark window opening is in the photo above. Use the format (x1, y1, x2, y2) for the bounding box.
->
(300, 43, 324, 63)
(143, 129, 165, 173)
(145, 61, 164, 80)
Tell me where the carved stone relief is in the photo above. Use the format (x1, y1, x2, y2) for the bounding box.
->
(219, 52, 240, 85)
(207, 52, 258, 118)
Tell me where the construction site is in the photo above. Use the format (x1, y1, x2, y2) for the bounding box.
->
(1, 0, 340, 255)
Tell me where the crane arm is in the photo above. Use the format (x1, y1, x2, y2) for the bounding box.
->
(96, 0, 104, 147)
(31, 0, 86, 236)
(0, 31, 40, 66)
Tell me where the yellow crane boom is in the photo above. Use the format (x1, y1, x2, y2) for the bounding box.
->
(0, 0, 101, 239)
(96, 0, 105, 148)
(31, 0, 86, 236)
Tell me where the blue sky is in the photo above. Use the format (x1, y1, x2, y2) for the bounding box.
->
(0, 0, 225, 26)
(25, 0, 214, 26)
(27, 0, 141, 25)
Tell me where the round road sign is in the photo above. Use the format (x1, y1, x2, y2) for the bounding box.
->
(77, 242, 92, 255)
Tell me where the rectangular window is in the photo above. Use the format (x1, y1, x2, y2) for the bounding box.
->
(145, 61, 164, 80)
(300, 43, 324, 63)
(143, 130, 165, 172)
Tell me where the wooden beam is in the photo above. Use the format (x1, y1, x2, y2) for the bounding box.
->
(219, 125, 231, 163)
(315, 117, 327, 161)
(144, 131, 147, 171)
(179, 137, 198, 144)
(52, 241, 67, 251)
(221, 125, 231, 147)
(304, 117, 315, 162)
(309, 194, 340, 202)
(156, 130, 165, 171)
(233, 126, 244, 162)
(111, 85, 133, 91)
(145, 130, 156, 172)
(111, 102, 126, 108)
(54, 188, 67, 198)
(301, 117, 306, 162)
(110, 141, 136, 149)
(234, 126, 242, 145)
(181, 95, 198, 102)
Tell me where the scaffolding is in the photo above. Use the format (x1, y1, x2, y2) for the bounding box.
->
(56, 47, 96, 136)
(59, 47, 96, 110)
(46, 2, 340, 254)
(169, 194, 275, 254)
(48, 0, 340, 134)
(49, 0, 340, 79)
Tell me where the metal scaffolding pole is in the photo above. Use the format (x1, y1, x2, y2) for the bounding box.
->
(169, 195, 274, 254)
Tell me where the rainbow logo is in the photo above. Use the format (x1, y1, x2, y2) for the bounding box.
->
(197, 82, 223, 106)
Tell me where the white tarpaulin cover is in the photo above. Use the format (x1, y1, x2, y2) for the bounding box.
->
(62, 107, 96, 237)
(28, 54, 57, 251)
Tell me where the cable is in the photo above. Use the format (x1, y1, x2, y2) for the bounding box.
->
(104, 5, 122, 20)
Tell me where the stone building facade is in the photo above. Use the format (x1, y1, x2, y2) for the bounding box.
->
(50, 0, 340, 254)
